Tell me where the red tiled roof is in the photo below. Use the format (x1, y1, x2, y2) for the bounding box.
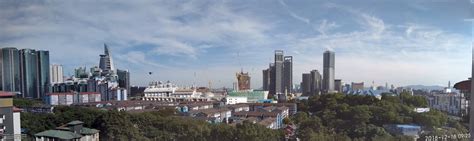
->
(48, 93, 74, 96)
(454, 80, 470, 92)
(0, 91, 13, 97)
(79, 92, 100, 95)
(13, 107, 22, 112)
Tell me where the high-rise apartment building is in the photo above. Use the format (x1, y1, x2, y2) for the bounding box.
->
(323, 50, 335, 94)
(50, 64, 64, 84)
(0, 48, 21, 92)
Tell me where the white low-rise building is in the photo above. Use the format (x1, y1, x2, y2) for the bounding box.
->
(226, 96, 248, 105)
(142, 81, 208, 102)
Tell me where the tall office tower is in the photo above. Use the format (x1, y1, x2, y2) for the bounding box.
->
(117, 69, 130, 96)
(301, 73, 312, 96)
(99, 44, 115, 74)
(262, 68, 270, 90)
(310, 70, 322, 95)
(323, 50, 335, 93)
(20, 49, 38, 98)
(274, 50, 284, 95)
(268, 63, 276, 96)
(50, 64, 64, 84)
(334, 79, 342, 93)
(0, 48, 21, 92)
(236, 70, 251, 91)
(37, 50, 50, 99)
(283, 56, 293, 93)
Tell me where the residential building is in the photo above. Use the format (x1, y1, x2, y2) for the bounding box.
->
(46, 92, 101, 106)
(454, 79, 472, 117)
(188, 108, 232, 123)
(426, 91, 466, 116)
(35, 120, 99, 141)
(142, 81, 208, 102)
(226, 96, 248, 105)
(0, 92, 22, 140)
(322, 50, 335, 94)
(0, 48, 21, 92)
(226, 90, 269, 103)
(50, 64, 64, 84)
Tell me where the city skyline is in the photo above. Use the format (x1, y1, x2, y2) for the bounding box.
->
(0, 0, 471, 88)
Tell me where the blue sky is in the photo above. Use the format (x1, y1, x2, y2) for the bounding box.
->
(0, 0, 472, 88)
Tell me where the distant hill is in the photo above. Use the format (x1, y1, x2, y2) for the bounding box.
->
(404, 85, 445, 91)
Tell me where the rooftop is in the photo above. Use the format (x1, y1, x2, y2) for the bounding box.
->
(35, 130, 83, 140)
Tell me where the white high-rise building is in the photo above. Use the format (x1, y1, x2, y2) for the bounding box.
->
(50, 64, 64, 84)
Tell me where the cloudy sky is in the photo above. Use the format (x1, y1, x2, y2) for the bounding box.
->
(0, 0, 472, 88)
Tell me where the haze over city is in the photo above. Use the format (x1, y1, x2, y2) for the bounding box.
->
(0, 0, 471, 88)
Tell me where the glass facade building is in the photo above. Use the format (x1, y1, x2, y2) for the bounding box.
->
(19, 49, 50, 99)
(0, 48, 21, 92)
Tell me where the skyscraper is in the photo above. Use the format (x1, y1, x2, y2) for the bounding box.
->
(20, 49, 38, 98)
(50, 64, 64, 84)
(274, 50, 284, 95)
(310, 70, 322, 95)
(0, 48, 21, 92)
(19, 49, 50, 99)
(323, 50, 335, 93)
(37, 50, 50, 99)
(334, 79, 342, 93)
(117, 69, 130, 96)
(262, 50, 292, 100)
(283, 56, 293, 93)
(262, 68, 270, 91)
(301, 73, 312, 96)
(236, 70, 250, 91)
(99, 44, 115, 74)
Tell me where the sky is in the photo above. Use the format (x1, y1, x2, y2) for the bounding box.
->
(0, 0, 472, 88)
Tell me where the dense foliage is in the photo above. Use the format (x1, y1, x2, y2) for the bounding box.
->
(21, 106, 284, 141)
(293, 93, 466, 141)
(13, 98, 43, 107)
